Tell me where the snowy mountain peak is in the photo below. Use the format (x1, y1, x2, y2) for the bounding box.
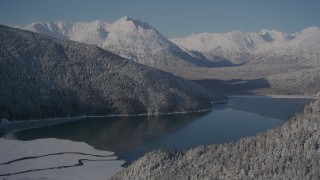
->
(298, 26, 320, 35)
(260, 29, 280, 34)
(28, 21, 70, 30)
(116, 16, 136, 22)
(90, 20, 110, 28)
(72, 20, 110, 31)
(259, 29, 290, 42)
(227, 30, 243, 36)
(25, 21, 70, 39)
(112, 16, 154, 30)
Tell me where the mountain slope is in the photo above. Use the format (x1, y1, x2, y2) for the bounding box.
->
(112, 97, 320, 179)
(171, 27, 320, 66)
(23, 17, 211, 69)
(0, 25, 221, 120)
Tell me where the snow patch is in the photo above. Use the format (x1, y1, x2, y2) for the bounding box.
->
(0, 138, 124, 180)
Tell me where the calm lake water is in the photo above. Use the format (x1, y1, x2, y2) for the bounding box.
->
(15, 96, 313, 165)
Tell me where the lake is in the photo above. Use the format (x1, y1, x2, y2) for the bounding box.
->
(15, 96, 313, 165)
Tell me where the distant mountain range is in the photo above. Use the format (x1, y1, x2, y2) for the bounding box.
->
(172, 27, 320, 66)
(0, 25, 220, 120)
(23, 17, 320, 68)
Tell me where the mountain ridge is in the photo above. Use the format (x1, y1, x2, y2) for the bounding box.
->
(171, 26, 320, 66)
(23, 17, 319, 68)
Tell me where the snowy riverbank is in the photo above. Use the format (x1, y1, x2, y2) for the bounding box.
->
(0, 138, 124, 180)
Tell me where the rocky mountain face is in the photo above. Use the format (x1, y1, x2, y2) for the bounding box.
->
(112, 97, 320, 179)
(23, 17, 211, 69)
(0, 25, 221, 120)
(171, 27, 320, 66)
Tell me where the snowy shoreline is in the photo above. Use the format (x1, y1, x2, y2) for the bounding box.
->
(0, 138, 124, 180)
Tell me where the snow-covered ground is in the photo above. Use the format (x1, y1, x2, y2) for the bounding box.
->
(0, 138, 124, 180)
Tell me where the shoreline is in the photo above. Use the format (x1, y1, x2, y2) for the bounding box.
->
(228, 94, 318, 99)
(1, 94, 315, 137)
(0, 108, 214, 137)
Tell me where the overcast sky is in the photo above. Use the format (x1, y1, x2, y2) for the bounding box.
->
(1, 0, 319, 38)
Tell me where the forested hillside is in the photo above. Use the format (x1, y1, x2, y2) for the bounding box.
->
(264, 67, 320, 95)
(0, 25, 221, 120)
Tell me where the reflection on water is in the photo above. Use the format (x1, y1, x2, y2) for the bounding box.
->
(16, 97, 313, 165)
(226, 97, 313, 119)
(16, 112, 209, 164)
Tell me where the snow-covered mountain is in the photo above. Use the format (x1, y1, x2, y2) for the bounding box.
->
(23, 17, 320, 68)
(23, 17, 210, 68)
(171, 27, 320, 66)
